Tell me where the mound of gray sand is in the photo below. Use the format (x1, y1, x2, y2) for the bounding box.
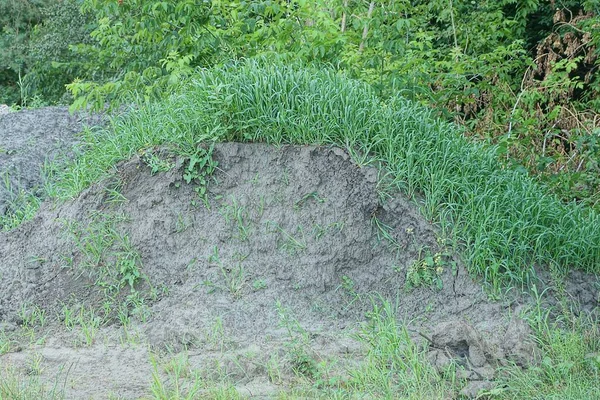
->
(0, 108, 597, 399)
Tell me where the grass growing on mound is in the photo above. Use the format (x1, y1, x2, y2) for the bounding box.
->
(47, 61, 599, 289)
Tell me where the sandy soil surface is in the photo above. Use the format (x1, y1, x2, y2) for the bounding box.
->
(0, 107, 105, 217)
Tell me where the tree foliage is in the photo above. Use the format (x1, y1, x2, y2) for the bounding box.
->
(1, 0, 599, 208)
(0, 0, 47, 104)
(67, 0, 217, 110)
(26, 0, 95, 103)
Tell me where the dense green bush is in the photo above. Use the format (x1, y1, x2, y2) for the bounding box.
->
(208, 0, 600, 209)
(66, 0, 218, 110)
(25, 0, 94, 103)
(0, 0, 47, 104)
(1, 0, 598, 209)
(0, 0, 92, 105)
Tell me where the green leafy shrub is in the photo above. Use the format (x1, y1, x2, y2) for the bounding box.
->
(0, 0, 93, 105)
(0, 0, 47, 104)
(67, 0, 218, 111)
(24, 0, 95, 103)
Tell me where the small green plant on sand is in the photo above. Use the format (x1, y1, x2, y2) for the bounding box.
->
(252, 279, 267, 291)
(206, 247, 247, 298)
(63, 304, 104, 346)
(18, 303, 46, 329)
(149, 352, 203, 400)
(267, 221, 307, 255)
(276, 301, 319, 379)
(294, 191, 325, 210)
(405, 249, 447, 290)
(182, 143, 217, 208)
(142, 149, 174, 175)
(0, 330, 14, 355)
(62, 212, 143, 294)
(26, 353, 44, 376)
(219, 197, 251, 241)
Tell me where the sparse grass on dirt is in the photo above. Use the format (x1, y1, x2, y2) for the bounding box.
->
(0, 300, 460, 399)
(62, 210, 143, 293)
(0, 176, 41, 231)
(0, 367, 64, 400)
(2, 297, 597, 399)
(494, 296, 600, 400)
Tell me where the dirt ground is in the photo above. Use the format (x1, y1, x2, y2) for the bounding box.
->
(0, 107, 105, 217)
(0, 108, 598, 399)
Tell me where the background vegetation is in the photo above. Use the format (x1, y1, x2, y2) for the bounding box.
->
(1, 0, 599, 209)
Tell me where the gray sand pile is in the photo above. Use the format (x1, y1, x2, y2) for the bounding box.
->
(1, 109, 597, 398)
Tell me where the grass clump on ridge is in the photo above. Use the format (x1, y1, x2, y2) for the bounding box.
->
(43, 61, 600, 288)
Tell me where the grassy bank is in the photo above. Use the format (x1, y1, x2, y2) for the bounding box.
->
(44, 61, 600, 289)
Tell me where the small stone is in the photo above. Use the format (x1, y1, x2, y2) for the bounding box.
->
(456, 367, 477, 380)
(468, 341, 487, 368)
(427, 348, 453, 371)
(502, 315, 539, 366)
(473, 364, 495, 380)
(431, 321, 495, 367)
(459, 380, 494, 399)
